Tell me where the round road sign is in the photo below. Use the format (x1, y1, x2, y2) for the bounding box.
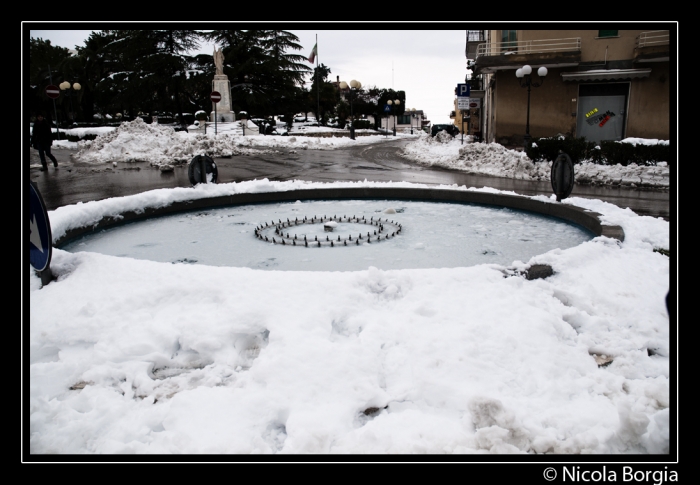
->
(210, 91, 222, 103)
(551, 152, 575, 202)
(188, 155, 218, 185)
(29, 182, 53, 272)
(45, 85, 60, 99)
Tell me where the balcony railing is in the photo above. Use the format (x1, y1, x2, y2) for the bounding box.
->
(635, 30, 669, 48)
(476, 37, 581, 57)
(467, 30, 485, 43)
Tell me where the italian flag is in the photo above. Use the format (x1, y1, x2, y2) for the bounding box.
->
(307, 43, 317, 64)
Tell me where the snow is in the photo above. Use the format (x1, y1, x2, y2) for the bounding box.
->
(27, 118, 672, 457)
(56, 118, 670, 188)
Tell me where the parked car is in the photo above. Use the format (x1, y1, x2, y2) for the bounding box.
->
(431, 124, 460, 137)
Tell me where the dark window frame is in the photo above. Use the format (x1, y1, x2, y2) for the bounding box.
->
(501, 30, 517, 51)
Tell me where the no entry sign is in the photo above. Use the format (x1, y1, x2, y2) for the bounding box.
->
(29, 182, 52, 272)
(45, 85, 60, 99)
(210, 91, 221, 103)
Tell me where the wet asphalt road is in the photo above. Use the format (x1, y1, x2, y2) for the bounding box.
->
(28, 139, 671, 220)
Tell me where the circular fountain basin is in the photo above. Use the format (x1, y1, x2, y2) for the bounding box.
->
(61, 198, 596, 271)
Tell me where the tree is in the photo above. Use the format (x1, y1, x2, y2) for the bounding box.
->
(202, 30, 311, 119)
(28, 38, 72, 121)
(373, 89, 406, 130)
(64, 30, 127, 123)
(115, 30, 203, 123)
(308, 63, 337, 125)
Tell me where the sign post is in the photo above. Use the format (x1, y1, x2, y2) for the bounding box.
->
(44, 84, 61, 141)
(210, 91, 221, 135)
(29, 182, 53, 286)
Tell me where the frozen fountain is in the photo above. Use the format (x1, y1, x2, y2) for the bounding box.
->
(57, 187, 624, 272)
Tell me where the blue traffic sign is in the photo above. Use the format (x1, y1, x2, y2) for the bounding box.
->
(384, 104, 391, 113)
(29, 183, 52, 272)
(457, 83, 471, 97)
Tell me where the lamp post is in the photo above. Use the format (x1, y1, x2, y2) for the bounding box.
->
(386, 100, 393, 135)
(339, 79, 361, 140)
(410, 108, 416, 134)
(59, 81, 81, 125)
(515, 65, 547, 148)
(387, 99, 400, 136)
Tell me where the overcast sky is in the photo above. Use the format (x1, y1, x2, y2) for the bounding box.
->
(29, 27, 470, 125)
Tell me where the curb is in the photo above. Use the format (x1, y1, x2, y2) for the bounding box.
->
(54, 187, 624, 247)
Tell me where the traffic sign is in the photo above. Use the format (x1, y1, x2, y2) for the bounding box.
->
(29, 182, 52, 272)
(188, 155, 218, 185)
(210, 91, 222, 103)
(456, 83, 471, 97)
(45, 85, 60, 99)
(384, 104, 391, 113)
(551, 153, 575, 202)
(457, 97, 470, 110)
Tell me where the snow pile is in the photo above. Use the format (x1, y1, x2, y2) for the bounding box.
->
(70, 118, 415, 167)
(574, 161, 669, 188)
(72, 118, 267, 167)
(29, 181, 670, 454)
(402, 137, 550, 181)
(400, 137, 671, 188)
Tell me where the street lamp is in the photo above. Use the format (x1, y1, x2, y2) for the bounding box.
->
(59, 81, 81, 125)
(410, 108, 416, 134)
(387, 99, 400, 136)
(339, 79, 361, 140)
(515, 65, 547, 148)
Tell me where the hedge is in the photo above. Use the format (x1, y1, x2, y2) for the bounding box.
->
(525, 136, 671, 167)
(350, 120, 372, 130)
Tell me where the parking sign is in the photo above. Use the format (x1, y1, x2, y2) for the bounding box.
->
(457, 83, 470, 97)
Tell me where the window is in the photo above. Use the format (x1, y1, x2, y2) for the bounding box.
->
(397, 115, 412, 125)
(598, 30, 618, 38)
(501, 30, 517, 51)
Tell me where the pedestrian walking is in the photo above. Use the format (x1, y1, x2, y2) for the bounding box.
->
(31, 113, 58, 171)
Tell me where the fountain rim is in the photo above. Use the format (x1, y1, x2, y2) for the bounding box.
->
(54, 186, 624, 248)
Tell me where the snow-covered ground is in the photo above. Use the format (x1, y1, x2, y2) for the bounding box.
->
(27, 118, 673, 456)
(45, 118, 670, 188)
(401, 132, 670, 188)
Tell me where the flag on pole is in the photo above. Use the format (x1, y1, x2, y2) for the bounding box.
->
(307, 43, 318, 64)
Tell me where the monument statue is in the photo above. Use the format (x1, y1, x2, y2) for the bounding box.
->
(209, 46, 235, 123)
(213, 47, 224, 76)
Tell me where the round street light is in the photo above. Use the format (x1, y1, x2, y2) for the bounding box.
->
(388, 99, 400, 136)
(340, 79, 361, 140)
(60, 81, 82, 125)
(515, 65, 547, 148)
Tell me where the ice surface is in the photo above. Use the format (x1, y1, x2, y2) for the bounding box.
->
(61, 199, 594, 271)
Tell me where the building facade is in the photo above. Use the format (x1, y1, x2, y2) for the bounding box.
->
(369, 110, 428, 133)
(467, 28, 671, 146)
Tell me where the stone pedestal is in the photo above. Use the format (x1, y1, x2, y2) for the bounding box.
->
(210, 75, 236, 123)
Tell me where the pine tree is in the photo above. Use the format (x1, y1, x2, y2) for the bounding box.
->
(118, 30, 203, 124)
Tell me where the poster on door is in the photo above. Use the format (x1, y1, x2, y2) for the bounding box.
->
(577, 94, 626, 143)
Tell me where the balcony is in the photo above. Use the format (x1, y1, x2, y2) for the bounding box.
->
(634, 30, 670, 63)
(466, 30, 486, 60)
(474, 37, 581, 74)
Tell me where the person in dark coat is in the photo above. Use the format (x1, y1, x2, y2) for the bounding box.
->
(31, 113, 58, 171)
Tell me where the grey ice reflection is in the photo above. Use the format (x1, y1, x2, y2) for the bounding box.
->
(61, 199, 594, 271)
